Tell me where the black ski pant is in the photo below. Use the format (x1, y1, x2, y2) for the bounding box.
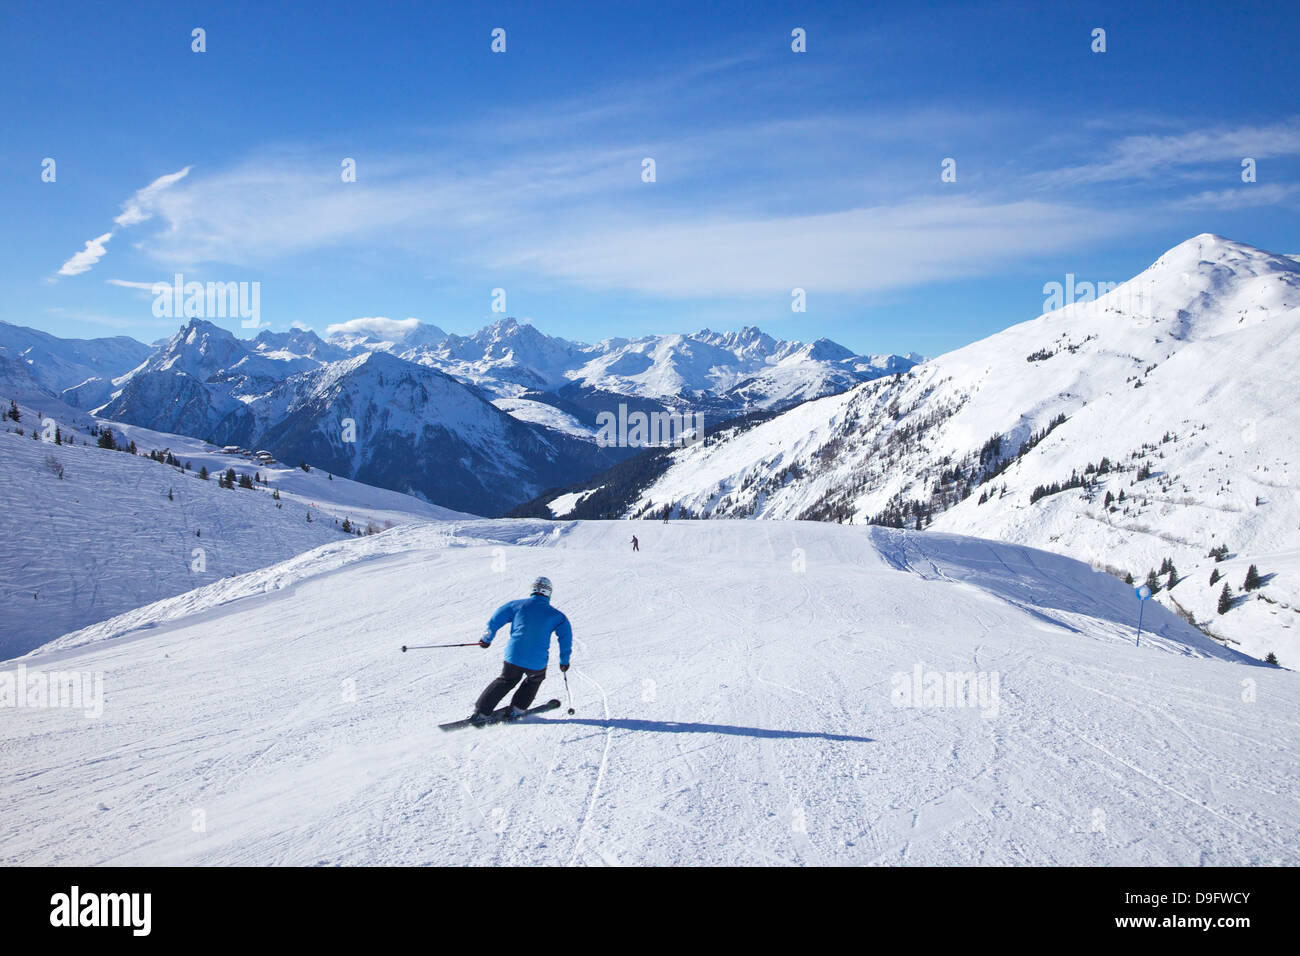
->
(475, 662, 547, 715)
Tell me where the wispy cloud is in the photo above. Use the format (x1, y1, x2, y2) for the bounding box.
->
(55, 167, 192, 278)
(114, 166, 192, 227)
(1040, 118, 1300, 186)
(1174, 182, 1300, 209)
(65, 88, 1250, 305)
(490, 199, 1130, 297)
(136, 147, 641, 267)
(105, 278, 158, 291)
(57, 233, 113, 276)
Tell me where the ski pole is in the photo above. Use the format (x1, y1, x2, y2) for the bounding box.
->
(400, 642, 482, 652)
(562, 669, 575, 714)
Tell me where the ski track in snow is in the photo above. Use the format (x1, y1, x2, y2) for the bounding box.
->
(2, 519, 1296, 867)
(567, 661, 612, 867)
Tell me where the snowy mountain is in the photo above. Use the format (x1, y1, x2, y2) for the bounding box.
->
(364, 317, 915, 416)
(70, 320, 320, 430)
(567, 325, 917, 411)
(418, 317, 585, 392)
(8, 314, 909, 479)
(330, 316, 918, 415)
(250, 327, 351, 363)
(87, 321, 628, 514)
(67, 314, 902, 513)
(0, 319, 152, 397)
(535, 236, 1300, 664)
(247, 350, 627, 514)
(4, 519, 1294, 866)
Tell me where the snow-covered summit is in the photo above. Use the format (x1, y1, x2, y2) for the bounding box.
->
(561, 235, 1300, 663)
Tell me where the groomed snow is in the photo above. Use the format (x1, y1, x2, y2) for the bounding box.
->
(3, 519, 1294, 866)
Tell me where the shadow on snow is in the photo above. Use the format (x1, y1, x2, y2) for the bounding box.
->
(541, 717, 873, 743)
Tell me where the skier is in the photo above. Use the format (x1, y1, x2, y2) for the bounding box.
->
(469, 576, 572, 726)
(631, 535, 639, 552)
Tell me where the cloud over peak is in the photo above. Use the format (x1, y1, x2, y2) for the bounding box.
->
(324, 316, 425, 340)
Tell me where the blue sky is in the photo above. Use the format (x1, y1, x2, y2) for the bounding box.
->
(3, 0, 1298, 356)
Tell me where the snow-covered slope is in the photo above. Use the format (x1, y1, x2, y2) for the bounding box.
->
(595, 236, 1300, 664)
(490, 396, 596, 438)
(3, 519, 1293, 866)
(0, 422, 340, 659)
(0, 350, 58, 408)
(0, 401, 462, 659)
(102, 419, 471, 528)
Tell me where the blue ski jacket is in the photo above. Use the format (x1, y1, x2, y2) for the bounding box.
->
(482, 595, 573, 671)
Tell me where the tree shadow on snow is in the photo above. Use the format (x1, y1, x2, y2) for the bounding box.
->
(540, 717, 873, 743)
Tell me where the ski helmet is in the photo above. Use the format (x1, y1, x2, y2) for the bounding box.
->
(531, 576, 553, 598)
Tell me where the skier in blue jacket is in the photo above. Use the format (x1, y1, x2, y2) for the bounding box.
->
(469, 576, 573, 725)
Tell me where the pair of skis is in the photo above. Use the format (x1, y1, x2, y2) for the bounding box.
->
(405, 642, 576, 732)
(438, 698, 561, 733)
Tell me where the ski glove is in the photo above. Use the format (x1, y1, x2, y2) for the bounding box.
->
(478, 639, 491, 649)
(559, 663, 569, 672)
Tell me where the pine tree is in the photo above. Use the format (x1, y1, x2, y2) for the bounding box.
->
(1265, 652, 1279, 666)
(341, 517, 352, 534)
(1166, 563, 1178, 587)
(6, 399, 19, 422)
(168, 488, 174, 501)
(1123, 571, 1134, 585)
(1243, 564, 1262, 591)
(1210, 568, 1221, 586)
(238, 472, 253, 489)
(1217, 583, 1234, 615)
(1145, 569, 1161, 594)
(97, 429, 116, 450)
(199, 465, 209, 480)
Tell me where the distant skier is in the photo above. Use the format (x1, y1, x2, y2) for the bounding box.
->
(469, 576, 572, 726)
(631, 535, 639, 552)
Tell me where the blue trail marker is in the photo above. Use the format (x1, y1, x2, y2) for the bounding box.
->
(1135, 584, 1152, 646)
